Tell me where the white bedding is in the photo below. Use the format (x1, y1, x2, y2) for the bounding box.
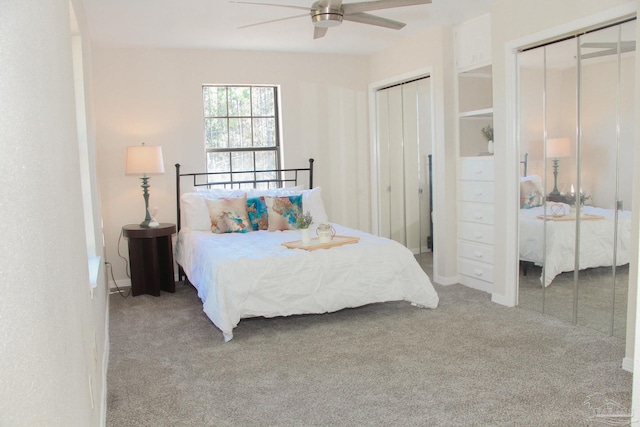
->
(519, 206, 631, 286)
(175, 223, 439, 341)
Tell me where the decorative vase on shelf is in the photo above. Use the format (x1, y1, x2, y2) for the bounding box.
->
(487, 140, 494, 154)
(300, 228, 311, 245)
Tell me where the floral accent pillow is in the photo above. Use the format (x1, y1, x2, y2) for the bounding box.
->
(265, 195, 303, 231)
(205, 195, 251, 234)
(520, 176, 544, 209)
(246, 196, 268, 231)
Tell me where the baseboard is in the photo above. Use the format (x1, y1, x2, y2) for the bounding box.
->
(434, 274, 459, 286)
(491, 293, 512, 307)
(458, 275, 492, 294)
(100, 296, 110, 427)
(622, 357, 633, 373)
(108, 278, 131, 293)
(108, 273, 183, 292)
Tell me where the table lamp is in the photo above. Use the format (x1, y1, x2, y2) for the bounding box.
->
(126, 143, 165, 227)
(546, 137, 571, 197)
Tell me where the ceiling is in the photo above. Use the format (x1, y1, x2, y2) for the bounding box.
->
(82, 0, 494, 55)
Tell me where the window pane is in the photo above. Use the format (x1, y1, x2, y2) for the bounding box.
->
(253, 118, 276, 147)
(228, 118, 252, 148)
(205, 118, 228, 149)
(206, 152, 230, 183)
(203, 86, 227, 117)
(255, 150, 276, 171)
(252, 87, 275, 117)
(231, 152, 255, 186)
(228, 87, 251, 117)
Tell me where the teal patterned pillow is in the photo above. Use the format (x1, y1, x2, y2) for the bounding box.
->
(246, 196, 268, 231)
(265, 195, 303, 231)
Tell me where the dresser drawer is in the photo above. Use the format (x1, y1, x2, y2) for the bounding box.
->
(458, 241, 494, 264)
(458, 202, 494, 225)
(458, 181, 494, 203)
(458, 157, 494, 181)
(458, 258, 494, 283)
(458, 222, 494, 245)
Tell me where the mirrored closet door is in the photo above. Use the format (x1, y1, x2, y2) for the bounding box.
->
(376, 76, 432, 255)
(517, 19, 635, 338)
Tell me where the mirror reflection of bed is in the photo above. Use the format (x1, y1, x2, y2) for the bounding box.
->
(516, 18, 636, 339)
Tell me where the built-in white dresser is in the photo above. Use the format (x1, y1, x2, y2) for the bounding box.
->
(457, 156, 494, 293)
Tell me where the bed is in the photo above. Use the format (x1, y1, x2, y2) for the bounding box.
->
(518, 160, 631, 286)
(174, 160, 439, 341)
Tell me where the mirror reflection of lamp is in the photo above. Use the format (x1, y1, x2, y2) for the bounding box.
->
(546, 137, 571, 197)
(125, 143, 165, 228)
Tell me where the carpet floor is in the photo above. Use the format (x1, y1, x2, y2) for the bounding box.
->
(107, 267, 631, 426)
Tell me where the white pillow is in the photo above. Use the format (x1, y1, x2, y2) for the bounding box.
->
(180, 193, 211, 231)
(302, 187, 329, 224)
(520, 175, 543, 193)
(195, 187, 247, 198)
(246, 185, 304, 198)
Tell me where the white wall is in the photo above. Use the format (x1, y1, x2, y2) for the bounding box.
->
(92, 48, 370, 282)
(0, 0, 107, 425)
(369, 26, 458, 285)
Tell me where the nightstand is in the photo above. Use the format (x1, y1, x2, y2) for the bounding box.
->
(122, 223, 177, 296)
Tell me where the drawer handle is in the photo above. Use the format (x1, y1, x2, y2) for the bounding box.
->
(474, 190, 483, 195)
(474, 232, 483, 239)
(474, 269, 483, 276)
(474, 212, 483, 219)
(474, 251, 483, 258)
(475, 169, 484, 174)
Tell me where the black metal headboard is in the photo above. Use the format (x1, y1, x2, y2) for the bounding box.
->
(175, 158, 314, 233)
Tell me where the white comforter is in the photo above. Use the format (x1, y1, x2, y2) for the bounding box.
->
(519, 206, 631, 287)
(175, 223, 439, 341)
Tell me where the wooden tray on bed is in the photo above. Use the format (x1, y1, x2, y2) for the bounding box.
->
(536, 214, 605, 221)
(282, 235, 360, 251)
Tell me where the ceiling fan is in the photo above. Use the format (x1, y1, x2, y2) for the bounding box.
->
(579, 41, 636, 60)
(232, 0, 431, 39)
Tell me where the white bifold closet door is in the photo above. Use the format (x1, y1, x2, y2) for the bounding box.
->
(376, 77, 432, 254)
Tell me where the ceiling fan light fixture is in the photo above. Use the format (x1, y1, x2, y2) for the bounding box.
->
(311, 7, 343, 27)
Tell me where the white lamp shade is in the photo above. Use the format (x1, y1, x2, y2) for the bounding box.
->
(547, 138, 571, 158)
(125, 145, 165, 175)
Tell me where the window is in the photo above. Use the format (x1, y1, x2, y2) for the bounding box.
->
(202, 85, 280, 187)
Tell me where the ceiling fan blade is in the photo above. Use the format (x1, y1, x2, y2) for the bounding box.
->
(343, 0, 430, 15)
(237, 13, 309, 29)
(580, 48, 618, 60)
(314, 26, 329, 39)
(343, 12, 405, 30)
(230, 1, 310, 12)
(581, 41, 636, 49)
(580, 44, 636, 59)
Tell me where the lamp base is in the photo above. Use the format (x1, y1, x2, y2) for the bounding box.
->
(139, 175, 152, 228)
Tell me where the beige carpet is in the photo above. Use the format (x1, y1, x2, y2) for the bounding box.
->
(107, 266, 631, 426)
